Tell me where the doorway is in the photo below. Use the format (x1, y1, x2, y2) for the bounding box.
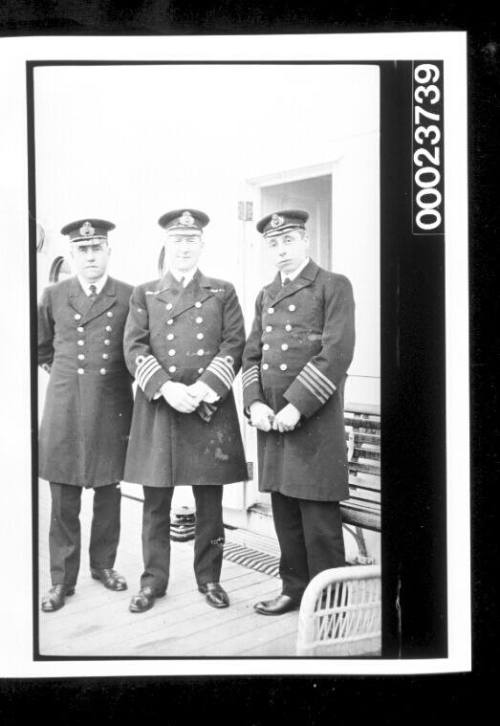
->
(243, 171, 333, 517)
(260, 174, 332, 272)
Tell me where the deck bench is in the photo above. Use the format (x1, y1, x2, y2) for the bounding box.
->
(341, 403, 381, 560)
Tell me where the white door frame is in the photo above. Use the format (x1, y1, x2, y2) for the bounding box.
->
(238, 158, 342, 510)
(246, 159, 341, 190)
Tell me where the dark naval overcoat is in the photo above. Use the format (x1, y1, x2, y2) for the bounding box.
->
(242, 260, 355, 502)
(123, 270, 247, 487)
(38, 276, 134, 487)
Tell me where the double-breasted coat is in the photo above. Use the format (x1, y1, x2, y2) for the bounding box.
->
(123, 270, 247, 487)
(38, 276, 134, 487)
(242, 259, 355, 502)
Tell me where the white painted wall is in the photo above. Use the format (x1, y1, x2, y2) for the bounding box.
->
(35, 65, 378, 278)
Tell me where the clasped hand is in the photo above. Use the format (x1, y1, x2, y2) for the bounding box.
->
(250, 402, 301, 433)
(160, 380, 219, 414)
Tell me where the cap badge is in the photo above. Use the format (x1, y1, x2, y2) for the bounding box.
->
(79, 221, 95, 237)
(179, 211, 195, 227)
(270, 214, 284, 228)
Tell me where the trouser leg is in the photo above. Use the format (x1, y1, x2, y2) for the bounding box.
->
(271, 491, 309, 601)
(48, 482, 82, 588)
(140, 486, 173, 595)
(89, 483, 121, 570)
(192, 485, 224, 587)
(300, 499, 346, 579)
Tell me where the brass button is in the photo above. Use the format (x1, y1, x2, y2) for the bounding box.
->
(288, 304, 296, 312)
(265, 325, 272, 333)
(77, 368, 84, 375)
(168, 349, 176, 356)
(167, 319, 174, 326)
(196, 316, 203, 324)
(107, 311, 113, 318)
(166, 303, 173, 311)
(168, 365, 176, 373)
(268, 307, 275, 314)
(195, 301, 202, 308)
(197, 349, 204, 356)
(262, 363, 269, 371)
(105, 325, 112, 332)
(196, 333, 204, 340)
(77, 354, 85, 361)
(74, 313, 82, 321)
(100, 368, 107, 375)
(285, 324, 292, 332)
(167, 333, 174, 341)
(77, 340, 84, 347)
(280, 363, 288, 371)
(263, 343, 270, 351)
(102, 353, 109, 360)
(77, 326, 84, 333)
(104, 339, 110, 346)
(198, 367, 204, 374)
(281, 343, 289, 351)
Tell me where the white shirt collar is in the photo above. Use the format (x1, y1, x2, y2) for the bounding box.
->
(280, 257, 310, 283)
(77, 274, 108, 296)
(170, 267, 198, 287)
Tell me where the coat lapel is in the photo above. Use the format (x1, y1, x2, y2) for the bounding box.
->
(156, 270, 215, 319)
(268, 259, 319, 306)
(80, 277, 117, 325)
(155, 271, 183, 299)
(67, 277, 92, 316)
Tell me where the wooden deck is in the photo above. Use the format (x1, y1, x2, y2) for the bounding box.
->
(38, 484, 299, 658)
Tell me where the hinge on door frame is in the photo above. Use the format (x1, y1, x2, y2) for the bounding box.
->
(238, 201, 254, 221)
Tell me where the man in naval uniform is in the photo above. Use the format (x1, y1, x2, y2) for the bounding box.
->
(38, 219, 133, 612)
(242, 210, 355, 615)
(123, 209, 247, 613)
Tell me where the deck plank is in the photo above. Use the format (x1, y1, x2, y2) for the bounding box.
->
(182, 607, 298, 657)
(38, 482, 298, 658)
(42, 570, 278, 656)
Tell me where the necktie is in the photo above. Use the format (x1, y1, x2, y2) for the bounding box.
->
(89, 284, 97, 300)
(282, 277, 291, 287)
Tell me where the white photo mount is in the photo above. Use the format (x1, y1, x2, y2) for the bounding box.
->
(0, 32, 469, 676)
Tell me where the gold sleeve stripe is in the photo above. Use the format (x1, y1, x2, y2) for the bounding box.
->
(136, 355, 162, 391)
(206, 357, 234, 388)
(305, 362, 336, 394)
(242, 365, 260, 388)
(242, 365, 259, 381)
(300, 366, 332, 398)
(297, 370, 329, 404)
(296, 374, 328, 403)
(242, 374, 260, 390)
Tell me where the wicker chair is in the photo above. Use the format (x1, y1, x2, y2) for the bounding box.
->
(296, 565, 381, 657)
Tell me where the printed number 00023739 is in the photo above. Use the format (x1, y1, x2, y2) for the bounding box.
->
(413, 62, 444, 234)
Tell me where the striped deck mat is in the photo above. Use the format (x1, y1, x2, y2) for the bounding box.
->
(222, 540, 280, 578)
(221, 527, 280, 578)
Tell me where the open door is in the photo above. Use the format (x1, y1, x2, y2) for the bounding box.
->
(234, 164, 334, 528)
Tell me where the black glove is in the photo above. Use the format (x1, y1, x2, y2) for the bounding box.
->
(196, 400, 218, 423)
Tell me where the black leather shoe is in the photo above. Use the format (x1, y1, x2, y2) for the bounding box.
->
(41, 584, 75, 613)
(254, 594, 299, 616)
(129, 586, 163, 613)
(91, 568, 127, 591)
(198, 582, 230, 608)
